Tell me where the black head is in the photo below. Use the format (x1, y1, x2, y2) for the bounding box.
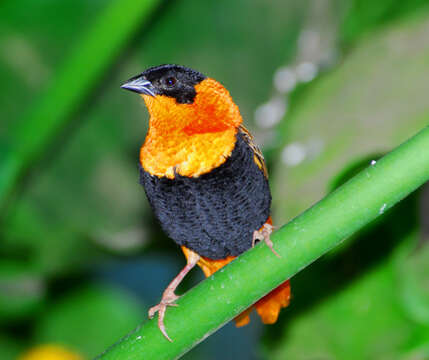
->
(121, 64, 206, 104)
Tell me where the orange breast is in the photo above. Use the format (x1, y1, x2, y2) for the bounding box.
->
(140, 128, 237, 178)
(140, 78, 243, 179)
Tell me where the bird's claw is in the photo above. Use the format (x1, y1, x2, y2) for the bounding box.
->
(148, 291, 180, 342)
(253, 224, 281, 258)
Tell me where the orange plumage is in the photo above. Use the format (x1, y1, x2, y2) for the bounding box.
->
(139, 78, 241, 178)
(121, 64, 290, 341)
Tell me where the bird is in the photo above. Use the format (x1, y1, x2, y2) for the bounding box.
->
(121, 64, 290, 341)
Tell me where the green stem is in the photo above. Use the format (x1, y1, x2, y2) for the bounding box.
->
(0, 0, 161, 208)
(98, 126, 429, 360)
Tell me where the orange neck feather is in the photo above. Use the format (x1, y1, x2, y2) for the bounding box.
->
(140, 78, 243, 178)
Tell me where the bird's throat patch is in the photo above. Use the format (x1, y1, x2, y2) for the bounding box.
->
(140, 128, 237, 179)
(139, 77, 243, 178)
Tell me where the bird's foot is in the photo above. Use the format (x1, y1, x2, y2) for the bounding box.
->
(253, 223, 281, 258)
(148, 290, 180, 342)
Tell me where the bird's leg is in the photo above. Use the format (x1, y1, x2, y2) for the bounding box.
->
(252, 223, 281, 258)
(148, 249, 200, 342)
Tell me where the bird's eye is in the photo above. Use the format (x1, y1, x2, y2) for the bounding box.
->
(165, 77, 177, 87)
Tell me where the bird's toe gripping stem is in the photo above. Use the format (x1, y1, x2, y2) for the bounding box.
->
(252, 223, 281, 258)
(148, 290, 180, 342)
(148, 250, 200, 342)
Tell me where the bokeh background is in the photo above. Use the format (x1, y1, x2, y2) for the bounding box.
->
(1, 0, 429, 359)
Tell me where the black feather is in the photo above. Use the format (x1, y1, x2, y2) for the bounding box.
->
(139, 132, 271, 259)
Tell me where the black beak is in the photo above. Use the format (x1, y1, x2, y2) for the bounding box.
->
(121, 75, 156, 96)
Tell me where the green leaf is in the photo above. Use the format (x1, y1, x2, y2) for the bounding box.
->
(398, 243, 429, 326)
(0, 334, 24, 360)
(340, 0, 429, 44)
(272, 12, 429, 224)
(35, 285, 144, 359)
(267, 261, 406, 360)
(0, 261, 45, 323)
(0, 0, 162, 208)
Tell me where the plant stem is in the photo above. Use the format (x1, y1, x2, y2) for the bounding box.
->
(0, 0, 161, 209)
(97, 125, 429, 360)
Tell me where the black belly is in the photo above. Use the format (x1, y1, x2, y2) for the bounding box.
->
(139, 132, 271, 259)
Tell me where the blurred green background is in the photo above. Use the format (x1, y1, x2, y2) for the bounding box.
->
(1, 0, 429, 359)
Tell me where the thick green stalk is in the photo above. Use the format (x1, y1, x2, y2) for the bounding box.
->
(98, 126, 429, 360)
(0, 0, 161, 207)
